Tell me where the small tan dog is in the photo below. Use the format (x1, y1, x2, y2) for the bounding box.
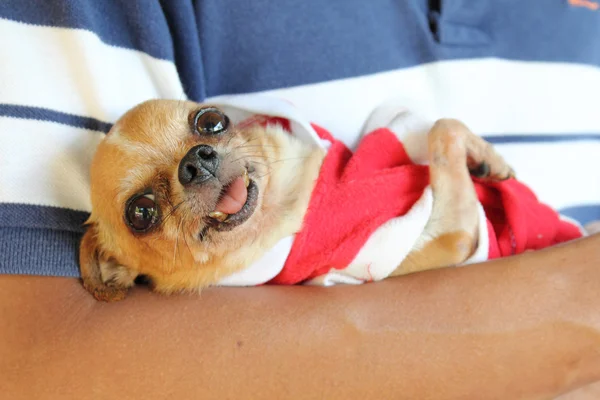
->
(80, 99, 520, 302)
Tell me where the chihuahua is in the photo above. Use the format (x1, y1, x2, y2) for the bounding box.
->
(79, 98, 582, 301)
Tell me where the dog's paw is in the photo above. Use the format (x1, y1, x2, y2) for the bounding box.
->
(468, 160, 515, 181)
(430, 118, 516, 181)
(83, 280, 129, 302)
(465, 138, 515, 181)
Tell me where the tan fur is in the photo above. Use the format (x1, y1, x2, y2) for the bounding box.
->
(392, 119, 514, 276)
(80, 100, 513, 301)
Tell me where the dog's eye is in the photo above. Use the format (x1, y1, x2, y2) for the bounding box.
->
(126, 194, 159, 232)
(194, 107, 229, 135)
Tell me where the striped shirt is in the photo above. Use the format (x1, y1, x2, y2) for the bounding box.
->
(1, 0, 599, 277)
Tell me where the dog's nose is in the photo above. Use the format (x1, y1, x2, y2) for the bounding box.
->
(178, 145, 220, 186)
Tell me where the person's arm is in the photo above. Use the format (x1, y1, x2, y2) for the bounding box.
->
(558, 382, 600, 400)
(2, 235, 600, 400)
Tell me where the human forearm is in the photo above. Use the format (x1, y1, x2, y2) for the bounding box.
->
(2, 235, 600, 399)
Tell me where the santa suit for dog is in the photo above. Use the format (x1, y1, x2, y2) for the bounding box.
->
(210, 96, 584, 286)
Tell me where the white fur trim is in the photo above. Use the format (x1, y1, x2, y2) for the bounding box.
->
(217, 236, 294, 286)
(361, 104, 433, 164)
(460, 203, 490, 265)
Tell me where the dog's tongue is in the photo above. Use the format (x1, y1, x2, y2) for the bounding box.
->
(214, 177, 248, 215)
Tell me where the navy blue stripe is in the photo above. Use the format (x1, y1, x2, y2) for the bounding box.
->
(0, 104, 113, 133)
(559, 205, 600, 226)
(0, 203, 89, 233)
(0, 0, 175, 62)
(482, 134, 600, 144)
(0, 227, 81, 277)
(159, 1, 207, 101)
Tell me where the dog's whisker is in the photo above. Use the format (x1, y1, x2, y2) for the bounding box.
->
(160, 201, 186, 228)
(230, 151, 265, 158)
(233, 155, 309, 167)
(233, 144, 281, 150)
(198, 226, 209, 242)
(161, 205, 183, 225)
(172, 218, 184, 266)
(233, 135, 259, 148)
(223, 131, 238, 148)
(234, 143, 281, 148)
(255, 171, 273, 179)
(181, 224, 194, 259)
(269, 156, 310, 164)
(245, 160, 272, 168)
(230, 154, 285, 163)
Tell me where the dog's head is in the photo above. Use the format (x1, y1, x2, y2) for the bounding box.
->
(80, 100, 322, 301)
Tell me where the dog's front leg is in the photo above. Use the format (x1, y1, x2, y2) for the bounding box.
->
(391, 119, 514, 276)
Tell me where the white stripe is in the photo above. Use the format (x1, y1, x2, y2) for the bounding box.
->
(362, 106, 432, 164)
(244, 58, 600, 148)
(217, 236, 293, 286)
(0, 118, 101, 211)
(495, 141, 600, 211)
(0, 18, 185, 121)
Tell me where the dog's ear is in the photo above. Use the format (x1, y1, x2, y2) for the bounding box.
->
(79, 224, 137, 302)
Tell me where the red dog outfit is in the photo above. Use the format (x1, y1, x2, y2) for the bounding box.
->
(210, 96, 584, 287)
